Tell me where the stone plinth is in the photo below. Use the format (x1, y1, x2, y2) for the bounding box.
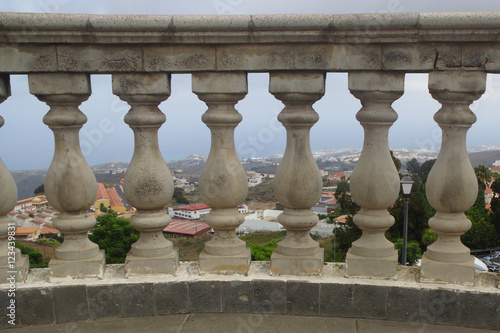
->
(420, 254, 475, 285)
(199, 248, 251, 275)
(345, 250, 398, 279)
(271, 248, 324, 276)
(49, 250, 105, 280)
(125, 251, 178, 277)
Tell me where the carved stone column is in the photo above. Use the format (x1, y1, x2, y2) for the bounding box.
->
(112, 73, 177, 276)
(421, 71, 486, 285)
(28, 73, 105, 279)
(269, 72, 325, 275)
(345, 72, 404, 278)
(192, 72, 250, 274)
(0, 76, 29, 283)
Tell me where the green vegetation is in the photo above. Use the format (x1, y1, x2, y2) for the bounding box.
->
(240, 231, 286, 261)
(173, 187, 190, 204)
(394, 239, 422, 266)
(35, 238, 61, 247)
(89, 213, 139, 264)
(15, 242, 47, 268)
(34, 184, 44, 196)
(246, 179, 275, 202)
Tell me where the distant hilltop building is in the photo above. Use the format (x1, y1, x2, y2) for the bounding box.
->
(169, 203, 248, 220)
(13, 195, 49, 212)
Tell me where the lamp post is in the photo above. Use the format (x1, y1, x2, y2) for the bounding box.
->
(401, 176, 414, 265)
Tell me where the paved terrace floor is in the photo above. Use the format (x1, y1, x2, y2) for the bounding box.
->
(7, 314, 499, 333)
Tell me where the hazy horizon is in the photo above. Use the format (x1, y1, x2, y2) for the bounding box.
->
(1, 1, 500, 170)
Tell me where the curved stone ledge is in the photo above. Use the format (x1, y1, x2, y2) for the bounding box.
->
(1, 262, 499, 330)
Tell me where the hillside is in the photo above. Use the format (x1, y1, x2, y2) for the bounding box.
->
(468, 150, 500, 167)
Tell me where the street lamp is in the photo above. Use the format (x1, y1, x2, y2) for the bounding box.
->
(401, 176, 414, 265)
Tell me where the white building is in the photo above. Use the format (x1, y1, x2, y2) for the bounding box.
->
(169, 203, 249, 220)
(169, 204, 212, 220)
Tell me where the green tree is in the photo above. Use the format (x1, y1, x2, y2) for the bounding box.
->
(474, 164, 493, 192)
(491, 179, 500, 235)
(419, 159, 436, 179)
(336, 181, 350, 193)
(421, 228, 437, 247)
(15, 242, 47, 268)
(248, 239, 281, 261)
(406, 158, 420, 176)
(173, 187, 190, 204)
(99, 203, 107, 213)
(387, 179, 436, 251)
(461, 191, 499, 249)
(394, 238, 422, 265)
(34, 184, 45, 196)
(89, 213, 140, 264)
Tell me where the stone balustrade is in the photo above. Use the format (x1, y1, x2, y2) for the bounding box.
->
(0, 11, 500, 330)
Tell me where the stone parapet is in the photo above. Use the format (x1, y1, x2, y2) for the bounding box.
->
(1, 262, 499, 330)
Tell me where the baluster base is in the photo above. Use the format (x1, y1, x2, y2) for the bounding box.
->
(199, 247, 250, 275)
(49, 250, 105, 280)
(420, 253, 474, 285)
(270, 248, 324, 276)
(125, 250, 178, 277)
(0, 253, 29, 283)
(345, 249, 397, 279)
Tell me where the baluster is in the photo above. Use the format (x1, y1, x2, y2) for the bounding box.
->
(192, 72, 250, 274)
(28, 73, 104, 279)
(345, 72, 404, 278)
(269, 72, 325, 275)
(0, 76, 29, 282)
(421, 71, 486, 285)
(112, 73, 177, 276)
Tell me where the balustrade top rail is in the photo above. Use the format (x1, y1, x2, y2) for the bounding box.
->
(1, 12, 500, 73)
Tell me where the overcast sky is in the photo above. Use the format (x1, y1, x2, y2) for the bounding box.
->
(1, 1, 499, 170)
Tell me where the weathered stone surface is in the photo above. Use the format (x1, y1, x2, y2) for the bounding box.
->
(286, 281, 320, 316)
(188, 281, 221, 313)
(217, 44, 381, 71)
(155, 282, 189, 315)
(17, 287, 55, 326)
(29, 72, 91, 95)
(353, 285, 387, 319)
(193, 72, 250, 274)
(144, 46, 215, 71)
(87, 284, 123, 319)
(53, 285, 89, 323)
(459, 292, 500, 329)
(270, 250, 324, 276)
(125, 251, 178, 276)
(420, 288, 460, 326)
(269, 72, 325, 276)
(0, 289, 11, 328)
(382, 43, 461, 70)
(0, 45, 57, 73)
(346, 71, 403, 278)
(387, 287, 421, 322)
(57, 45, 141, 72)
(253, 280, 286, 315)
(320, 283, 354, 318)
(49, 251, 106, 279)
(121, 283, 155, 317)
(221, 281, 254, 313)
(199, 250, 251, 275)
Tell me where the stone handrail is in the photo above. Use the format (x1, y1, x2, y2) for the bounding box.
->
(0, 11, 499, 330)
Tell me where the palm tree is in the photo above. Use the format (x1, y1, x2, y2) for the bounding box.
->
(474, 164, 493, 192)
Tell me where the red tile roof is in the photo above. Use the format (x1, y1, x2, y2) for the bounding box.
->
(163, 219, 211, 236)
(96, 183, 124, 208)
(173, 204, 211, 211)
